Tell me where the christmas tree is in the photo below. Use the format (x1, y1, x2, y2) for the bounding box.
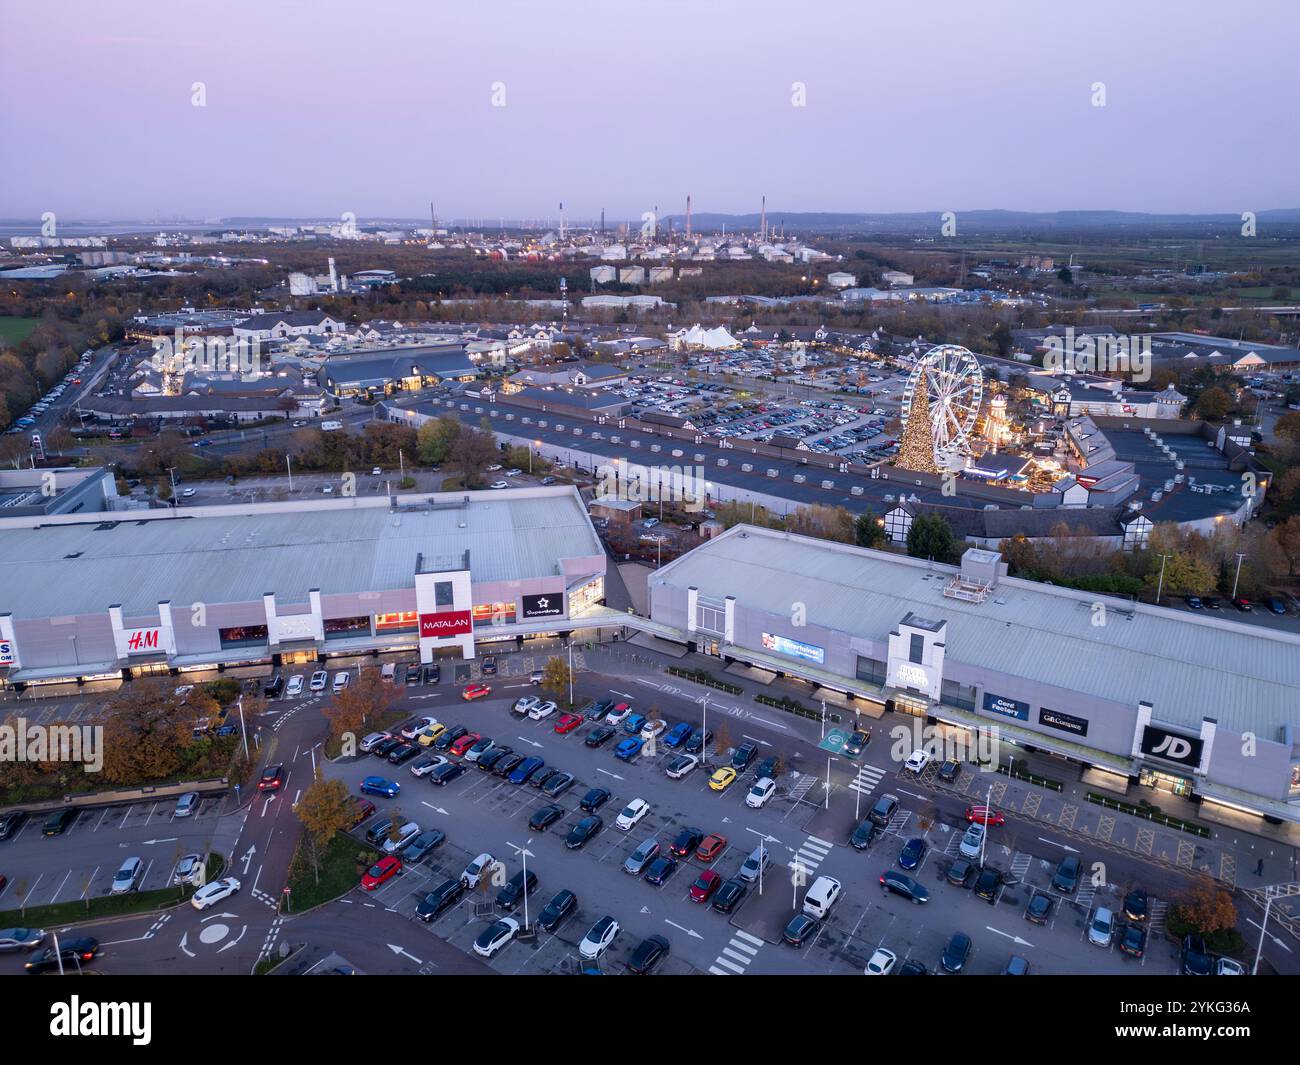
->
(896, 370, 940, 474)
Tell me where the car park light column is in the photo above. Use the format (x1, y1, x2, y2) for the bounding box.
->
(509, 838, 535, 930)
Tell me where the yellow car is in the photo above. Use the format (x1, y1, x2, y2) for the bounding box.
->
(416, 723, 447, 746)
(709, 767, 737, 792)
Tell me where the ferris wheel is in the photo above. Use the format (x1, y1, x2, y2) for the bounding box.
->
(900, 344, 984, 459)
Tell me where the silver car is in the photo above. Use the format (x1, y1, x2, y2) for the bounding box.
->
(0, 927, 45, 952)
(174, 792, 199, 818)
(738, 844, 771, 884)
(112, 857, 143, 894)
(623, 838, 659, 876)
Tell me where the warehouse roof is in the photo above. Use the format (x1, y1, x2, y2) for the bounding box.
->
(0, 488, 600, 619)
(651, 524, 1300, 738)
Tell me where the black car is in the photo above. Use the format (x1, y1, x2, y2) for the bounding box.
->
(1051, 855, 1081, 894)
(423, 663, 441, 684)
(25, 936, 99, 973)
(941, 931, 972, 973)
(1265, 595, 1288, 616)
(371, 736, 401, 758)
(493, 753, 526, 778)
(584, 699, 614, 721)
(405, 661, 423, 685)
(387, 743, 420, 765)
(480, 656, 497, 677)
(0, 809, 25, 841)
(1119, 923, 1148, 958)
(937, 759, 962, 783)
(850, 819, 877, 850)
(41, 808, 76, 837)
(627, 934, 670, 974)
(496, 869, 539, 911)
(432, 725, 468, 752)
(537, 889, 577, 932)
(1123, 888, 1148, 922)
(880, 870, 929, 904)
(1203, 596, 1222, 610)
(477, 747, 512, 772)
(973, 867, 1003, 903)
(669, 826, 704, 858)
(530, 767, 561, 790)
(754, 756, 779, 781)
(429, 762, 468, 786)
(416, 878, 466, 922)
(868, 793, 898, 827)
(400, 829, 447, 863)
(684, 729, 713, 755)
(731, 743, 758, 771)
(529, 804, 565, 832)
(1184, 595, 1204, 609)
(566, 815, 603, 849)
(643, 856, 678, 886)
(579, 787, 611, 813)
(263, 673, 284, 698)
(711, 877, 747, 914)
(541, 772, 575, 798)
(1181, 934, 1213, 976)
(1024, 892, 1054, 925)
(843, 730, 870, 757)
(584, 725, 617, 748)
(897, 960, 928, 975)
(782, 913, 819, 947)
(946, 858, 974, 887)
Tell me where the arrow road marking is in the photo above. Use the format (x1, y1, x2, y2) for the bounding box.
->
(140, 838, 179, 846)
(986, 926, 1034, 948)
(421, 802, 450, 815)
(516, 736, 543, 749)
(388, 943, 423, 964)
(1038, 837, 1080, 853)
(240, 845, 257, 874)
(664, 919, 703, 940)
(596, 768, 624, 780)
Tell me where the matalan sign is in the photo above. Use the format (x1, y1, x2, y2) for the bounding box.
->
(419, 611, 472, 638)
(124, 627, 162, 654)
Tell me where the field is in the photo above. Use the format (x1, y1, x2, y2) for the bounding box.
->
(0, 316, 38, 347)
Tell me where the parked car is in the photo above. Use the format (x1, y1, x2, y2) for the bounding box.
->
(360, 776, 400, 799)
(529, 804, 565, 832)
(941, 931, 972, 973)
(460, 852, 496, 888)
(382, 821, 421, 854)
(1181, 934, 1213, 976)
(173, 792, 199, 818)
(974, 866, 1003, 903)
(903, 749, 931, 774)
(1052, 855, 1082, 894)
(416, 879, 466, 922)
(898, 837, 928, 870)
(1123, 888, 1149, 922)
(111, 857, 144, 894)
(565, 815, 603, 850)
(1119, 923, 1148, 958)
(1024, 892, 1054, 925)
(616, 798, 650, 831)
(783, 912, 820, 947)
(642, 855, 678, 886)
(401, 829, 446, 863)
(958, 823, 985, 860)
(579, 787, 611, 812)
(627, 934, 670, 975)
(665, 754, 699, 779)
(745, 777, 777, 809)
(585, 725, 617, 748)
(1088, 907, 1116, 948)
(537, 889, 577, 932)
(869, 793, 899, 827)
(496, 870, 539, 912)
(695, 832, 727, 862)
(850, 819, 877, 851)
(473, 917, 520, 958)
(42, 808, 76, 837)
(624, 839, 660, 876)
(738, 844, 771, 883)
(579, 916, 620, 960)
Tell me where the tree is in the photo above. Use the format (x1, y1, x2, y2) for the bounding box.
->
(1194, 386, 1231, 422)
(447, 425, 496, 487)
(1175, 875, 1237, 936)
(295, 769, 353, 883)
(324, 669, 392, 750)
(854, 508, 886, 549)
(416, 414, 461, 465)
(96, 679, 193, 785)
(786, 504, 854, 544)
(540, 655, 572, 705)
(906, 513, 956, 562)
(1275, 411, 1300, 444)
(998, 534, 1040, 577)
(1273, 515, 1300, 576)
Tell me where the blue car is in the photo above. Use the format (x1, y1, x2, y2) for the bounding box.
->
(360, 776, 400, 799)
(623, 714, 647, 735)
(898, 837, 927, 871)
(509, 757, 545, 785)
(663, 722, 692, 749)
(614, 737, 644, 762)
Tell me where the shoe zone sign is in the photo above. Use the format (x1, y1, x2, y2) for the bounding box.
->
(1139, 725, 1203, 769)
(521, 593, 563, 620)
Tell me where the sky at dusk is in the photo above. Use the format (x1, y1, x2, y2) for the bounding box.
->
(2, 0, 1297, 222)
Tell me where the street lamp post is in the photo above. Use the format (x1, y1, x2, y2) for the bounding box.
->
(1231, 552, 1247, 601)
(236, 695, 249, 761)
(286, 454, 294, 492)
(1253, 887, 1276, 976)
(979, 782, 992, 869)
(1154, 553, 1171, 604)
(567, 640, 574, 706)
(167, 466, 178, 515)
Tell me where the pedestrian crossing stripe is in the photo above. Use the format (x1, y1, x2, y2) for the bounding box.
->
(849, 765, 886, 796)
(710, 932, 765, 974)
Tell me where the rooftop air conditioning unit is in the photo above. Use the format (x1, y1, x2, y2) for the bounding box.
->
(850, 486, 864, 496)
(793, 473, 806, 483)
(766, 469, 778, 478)
(741, 463, 753, 472)
(717, 458, 728, 466)
(820, 479, 834, 489)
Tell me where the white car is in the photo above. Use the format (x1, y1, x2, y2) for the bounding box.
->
(579, 916, 620, 960)
(605, 704, 631, 726)
(181, 488, 197, 498)
(745, 776, 777, 809)
(489, 481, 509, 490)
(383, 821, 421, 854)
(332, 671, 350, 693)
(401, 716, 437, 740)
(309, 670, 328, 692)
(864, 948, 897, 975)
(191, 876, 241, 910)
(174, 684, 194, 700)
(172, 854, 205, 887)
(513, 696, 540, 716)
(958, 823, 986, 860)
(1217, 957, 1246, 975)
(473, 917, 520, 958)
(903, 749, 931, 774)
(505, 468, 522, 476)
(664, 754, 699, 780)
(640, 719, 668, 741)
(615, 798, 649, 831)
(371, 467, 382, 476)
(486, 464, 503, 472)
(527, 700, 558, 721)
(461, 852, 496, 888)
(410, 754, 448, 777)
(111, 857, 143, 894)
(285, 675, 305, 697)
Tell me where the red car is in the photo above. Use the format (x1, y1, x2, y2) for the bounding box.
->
(689, 869, 722, 903)
(462, 683, 492, 701)
(360, 855, 402, 891)
(449, 732, 482, 757)
(695, 832, 727, 863)
(553, 713, 584, 735)
(965, 805, 1005, 826)
(257, 764, 284, 791)
(1233, 596, 1253, 612)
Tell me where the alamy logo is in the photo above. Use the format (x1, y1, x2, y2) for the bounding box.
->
(1041, 327, 1151, 381)
(0, 718, 103, 773)
(50, 996, 151, 1045)
(150, 329, 262, 378)
(594, 461, 706, 513)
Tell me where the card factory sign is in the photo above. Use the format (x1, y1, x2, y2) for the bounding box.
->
(419, 611, 472, 638)
(521, 593, 563, 619)
(982, 691, 1029, 722)
(1139, 725, 1203, 769)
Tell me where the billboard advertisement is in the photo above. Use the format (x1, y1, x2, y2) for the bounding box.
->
(761, 632, 825, 666)
(1140, 725, 1203, 769)
(1039, 707, 1089, 737)
(0, 639, 13, 666)
(419, 610, 472, 638)
(521, 593, 564, 619)
(982, 691, 1029, 722)
(124, 627, 162, 654)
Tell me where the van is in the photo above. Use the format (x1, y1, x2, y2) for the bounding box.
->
(320, 420, 343, 432)
(802, 875, 843, 919)
(381, 663, 396, 684)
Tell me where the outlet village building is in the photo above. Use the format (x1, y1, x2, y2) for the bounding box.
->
(647, 525, 1300, 826)
(0, 487, 611, 690)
